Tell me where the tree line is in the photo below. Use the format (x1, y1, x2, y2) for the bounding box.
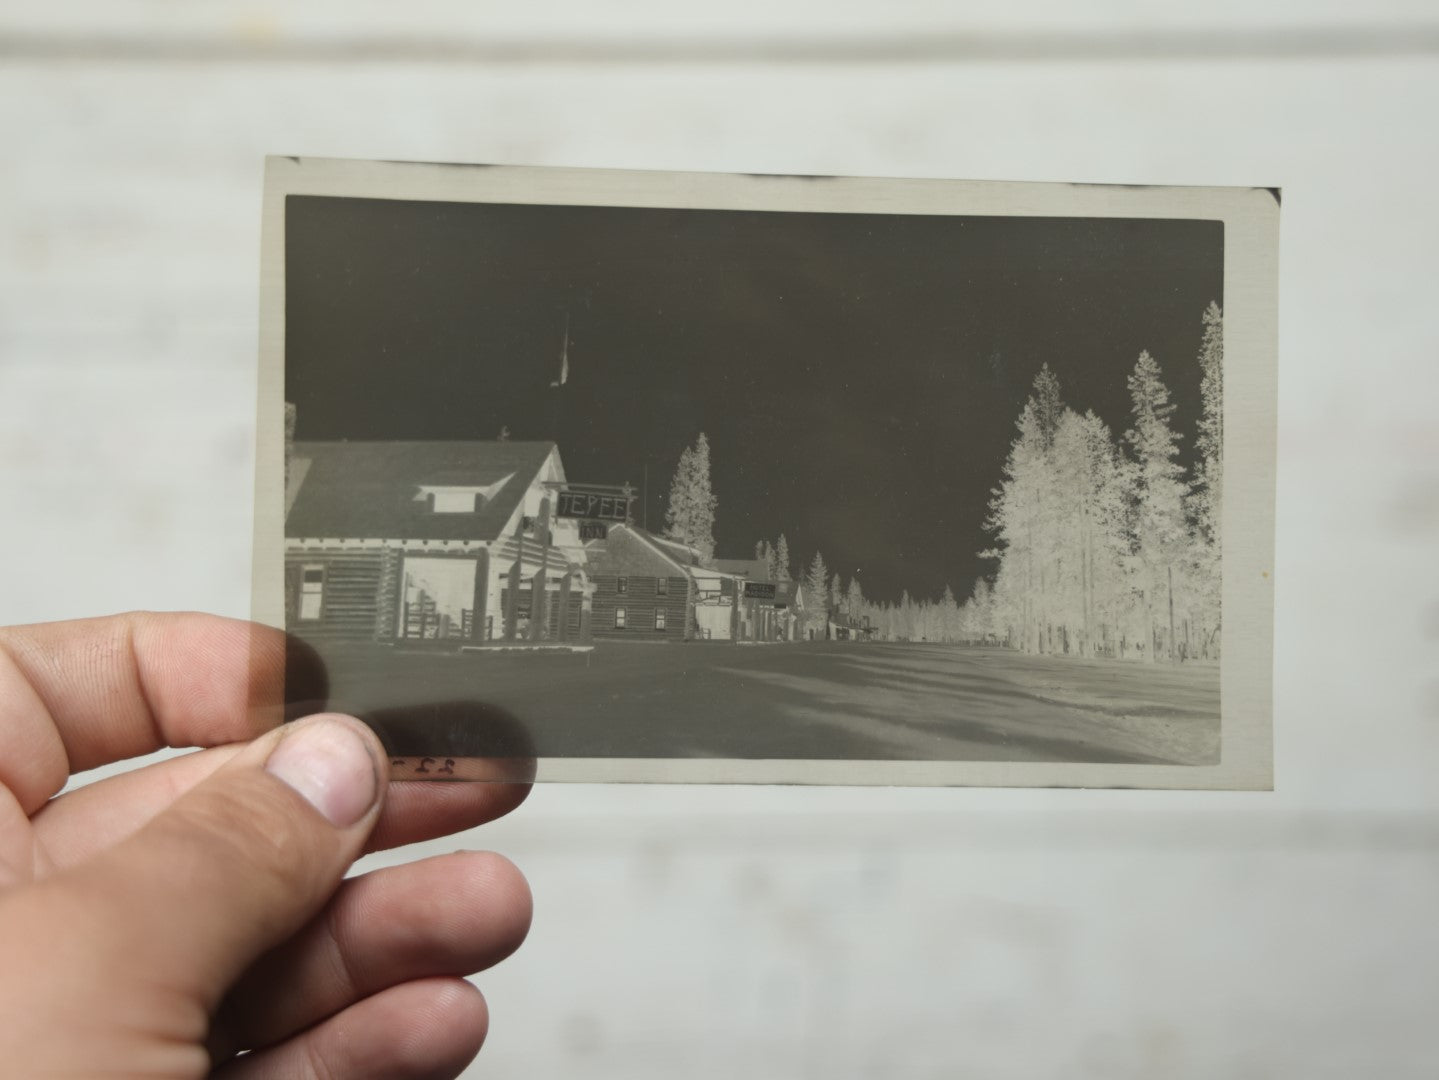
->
(971, 302, 1222, 662)
(664, 302, 1222, 661)
(752, 303, 1223, 660)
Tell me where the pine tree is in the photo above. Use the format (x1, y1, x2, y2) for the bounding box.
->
(663, 432, 718, 564)
(1190, 301, 1224, 656)
(934, 584, 953, 642)
(1195, 302, 1224, 543)
(1125, 351, 1189, 661)
(982, 400, 1049, 653)
(1053, 409, 1134, 658)
(804, 551, 830, 636)
(968, 577, 994, 643)
(846, 577, 864, 622)
(899, 589, 916, 640)
(771, 534, 791, 584)
(1032, 363, 1064, 451)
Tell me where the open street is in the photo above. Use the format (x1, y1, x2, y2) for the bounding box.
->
(312, 641, 1220, 766)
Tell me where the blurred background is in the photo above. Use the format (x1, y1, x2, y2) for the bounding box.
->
(2, 2, 1437, 1076)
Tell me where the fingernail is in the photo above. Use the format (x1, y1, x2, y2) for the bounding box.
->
(265, 716, 379, 828)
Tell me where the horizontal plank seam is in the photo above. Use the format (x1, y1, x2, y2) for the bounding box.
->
(2, 28, 1439, 64)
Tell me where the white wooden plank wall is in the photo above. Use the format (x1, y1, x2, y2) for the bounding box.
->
(2, 3, 1437, 1076)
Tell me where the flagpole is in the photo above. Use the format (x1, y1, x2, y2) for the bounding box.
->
(549, 308, 570, 442)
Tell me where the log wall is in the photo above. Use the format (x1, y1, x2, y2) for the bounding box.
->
(285, 550, 387, 642)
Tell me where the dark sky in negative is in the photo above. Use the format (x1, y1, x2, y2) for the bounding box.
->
(286, 194, 1222, 604)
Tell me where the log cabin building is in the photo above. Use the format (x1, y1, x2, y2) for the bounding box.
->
(581, 538, 804, 643)
(584, 525, 698, 641)
(284, 440, 591, 645)
(587, 527, 785, 642)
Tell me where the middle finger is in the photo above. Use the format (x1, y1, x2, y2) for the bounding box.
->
(209, 850, 532, 1058)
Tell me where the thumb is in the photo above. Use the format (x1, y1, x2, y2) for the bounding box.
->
(56, 713, 386, 1011)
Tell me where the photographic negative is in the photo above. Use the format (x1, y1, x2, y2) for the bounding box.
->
(253, 158, 1276, 787)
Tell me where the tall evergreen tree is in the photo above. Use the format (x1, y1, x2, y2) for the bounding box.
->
(771, 534, 791, 584)
(1032, 362, 1064, 451)
(968, 577, 994, 642)
(804, 551, 830, 636)
(846, 577, 864, 622)
(982, 400, 1049, 652)
(1189, 301, 1224, 657)
(1194, 301, 1224, 546)
(663, 432, 718, 564)
(1052, 408, 1133, 658)
(1125, 351, 1189, 660)
(939, 583, 961, 642)
(899, 589, 917, 640)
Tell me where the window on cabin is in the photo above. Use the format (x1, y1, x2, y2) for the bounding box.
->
(614, 607, 627, 629)
(432, 491, 479, 513)
(299, 564, 324, 620)
(655, 609, 666, 631)
(617, 576, 628, 595)
(656, 577, 669, 595)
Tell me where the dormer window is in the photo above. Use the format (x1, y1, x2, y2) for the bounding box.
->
(415, 475, 512, 514)
(433, 490, 480, 513)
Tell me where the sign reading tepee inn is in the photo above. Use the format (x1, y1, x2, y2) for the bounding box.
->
(556, 491, 631, 522)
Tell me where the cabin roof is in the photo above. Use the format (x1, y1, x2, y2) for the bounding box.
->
(639, 532, 706, 568)
(585, 524, 697, 578)
(711, 557, 770, 581)
(285, 440, 558, 542)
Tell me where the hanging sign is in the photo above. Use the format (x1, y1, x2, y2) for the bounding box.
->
(556, 491, 630, 521)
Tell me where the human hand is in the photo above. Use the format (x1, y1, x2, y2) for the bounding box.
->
(0, 612, 532, 1078)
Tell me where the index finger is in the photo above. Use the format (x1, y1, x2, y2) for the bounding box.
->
(0, 612, 314, 814)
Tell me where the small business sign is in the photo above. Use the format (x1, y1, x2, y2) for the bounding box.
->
(556, 491, 630, 522)
(743, 581, 777, 600)
(579, 521, 608, 541)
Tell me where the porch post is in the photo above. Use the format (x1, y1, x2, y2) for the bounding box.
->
(557, 568, 574, 642)
(471, 547, 491, 641)
(528, 497, 552, 642)
(504, 522, 525, 642)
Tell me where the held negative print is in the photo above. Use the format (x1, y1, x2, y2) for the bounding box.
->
(254, 158, 1276, 788)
